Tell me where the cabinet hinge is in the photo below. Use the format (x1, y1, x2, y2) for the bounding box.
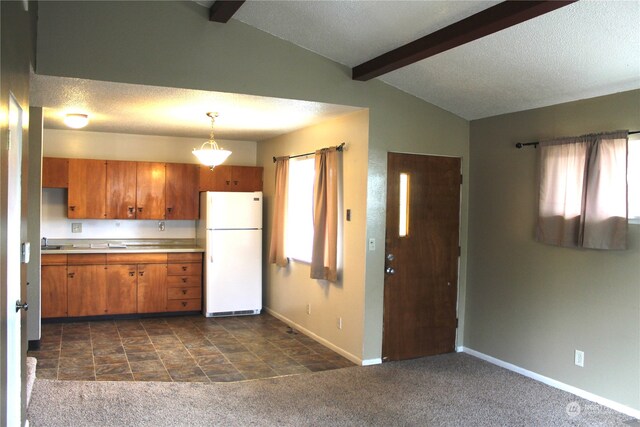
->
(456, 318, 459, 329)
(460, 174, 463, 185)
(458, 246, 461, 257)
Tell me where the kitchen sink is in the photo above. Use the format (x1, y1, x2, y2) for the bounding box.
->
(41, 245, 62, 250)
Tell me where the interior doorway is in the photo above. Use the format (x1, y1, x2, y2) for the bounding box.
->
(383, 152, 461, 361)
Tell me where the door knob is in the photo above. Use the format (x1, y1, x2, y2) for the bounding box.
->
(385, 266, 395, 275)
(386, 253, 395, 261)
(15, 300, 29, 313)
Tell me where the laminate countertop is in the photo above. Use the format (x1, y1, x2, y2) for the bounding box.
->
(40, 239, 204, 255)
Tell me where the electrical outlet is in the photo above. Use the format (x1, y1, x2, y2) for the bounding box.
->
(306, 304, 311, 315)
(368, 238, 376, 251)
(575, 350, 584, 367)
(337, 317, 343, 330)
(158, 221, 165, 231)
(71, 223, 82, 233)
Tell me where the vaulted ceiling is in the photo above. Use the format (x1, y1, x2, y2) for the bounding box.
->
(32, 1, 640, 140)
(229, 0, 639, 120)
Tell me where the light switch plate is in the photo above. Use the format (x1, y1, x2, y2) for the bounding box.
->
(71, 223, 82, 233)
(368, 238, 376, 251)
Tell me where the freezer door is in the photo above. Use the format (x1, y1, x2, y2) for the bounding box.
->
(204, 229, 262, 314)
(206, 191, 262, 229)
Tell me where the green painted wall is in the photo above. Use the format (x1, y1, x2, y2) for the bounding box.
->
(467, 90, 640, 410)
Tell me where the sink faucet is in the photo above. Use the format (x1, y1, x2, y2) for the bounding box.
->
(41, 237, 48, 247)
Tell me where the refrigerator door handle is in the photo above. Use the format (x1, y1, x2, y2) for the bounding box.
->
(210, 255, 214, 263)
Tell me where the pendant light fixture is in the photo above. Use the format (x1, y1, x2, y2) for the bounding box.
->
(193, 112, 231, 169)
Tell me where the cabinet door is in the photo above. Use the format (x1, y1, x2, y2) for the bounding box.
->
(136, 162, 166, 219)
(42, 157, 69, 188)
(106, 160, 137, 219)
(137, 263, 167, 313)
(106, 264, 137, 314)
(67, 265, 108, 316)
(199, 165, 232, 191)
(231, 166, 263, 192)
(41, 265, 68, 318)
(166, 163, 198, 220)
(68, 159, 107, 219)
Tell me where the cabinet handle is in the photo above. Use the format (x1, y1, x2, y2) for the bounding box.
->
(225, 180, 230, 185)
(182, 266, 187, 271)
(233, 181, 238, 185)
(139, 271, 145, 277)
(182, 302, 187, 307)
(69, 206, 76, 211)
(181, 277, 187, 283)
(138, 207, 143, 212)
(128, 271, 135, 277)
(167, 207, 173, 213)
(182, 290, 187, 295)
(68, 272, 75, 278)
(128, 207, 134, 214)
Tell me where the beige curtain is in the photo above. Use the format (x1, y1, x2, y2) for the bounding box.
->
(268, 157, 289, 267)
(310, 147, 338, 281)
(536, 130, 628, 250)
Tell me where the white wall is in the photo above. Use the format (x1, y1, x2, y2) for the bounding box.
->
(44, 128, 257, 165)
(257, 110, 369, 363)
(42, 128, 258, 240)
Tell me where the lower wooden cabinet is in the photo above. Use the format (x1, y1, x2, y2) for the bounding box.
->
(41, 265, 68, 318)
(137, 263, 168, 313)
(41, 252, 202, 318)
(67, 264, 108, 317)
(167, 253, 202, 311)
(106, 264, 138, 314)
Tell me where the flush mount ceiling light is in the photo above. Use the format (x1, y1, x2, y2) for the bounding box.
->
(193, 112, 231, 169)
(63, 113, 89, 129)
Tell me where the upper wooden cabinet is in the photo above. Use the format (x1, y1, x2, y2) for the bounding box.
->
(42, 157, 69, 188)
(199, 165, 263, 192)
(68, 159, 107, 219)
(136, 162, 166, 220)
(166, 163, 199, 220)
(106, 160, 137, 219)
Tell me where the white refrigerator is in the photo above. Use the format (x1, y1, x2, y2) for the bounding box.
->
(197, 191, 262, 317)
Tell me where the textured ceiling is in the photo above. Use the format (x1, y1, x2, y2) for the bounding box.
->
(229, 0, 640, 120)
(30, 74, 361, 140)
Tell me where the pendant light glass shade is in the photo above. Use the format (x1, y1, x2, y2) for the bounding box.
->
(193, 112, 231, 168)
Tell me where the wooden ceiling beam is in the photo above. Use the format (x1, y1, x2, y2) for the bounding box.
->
(352, 0, 578, 81)
(209, 0, 246, 23)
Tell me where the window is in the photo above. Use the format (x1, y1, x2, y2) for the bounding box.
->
(286, 157, 315, 262)
(629, 139, 640, 224)
(537, 132, 628, 249)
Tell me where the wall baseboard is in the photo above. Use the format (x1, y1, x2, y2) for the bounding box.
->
(264, 307, 376, 366)
(460, 346, 640, 419)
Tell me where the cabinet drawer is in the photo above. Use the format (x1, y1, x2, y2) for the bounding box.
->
(167, 263, 201, 276)
(167, 299, 201, 312)
(167, 275, 201, 287)
(167, 287, 201, 300)
(42, 254, 68, 266)
(67, 254, 107, 265)
(167, 253, 202, 263)
(107, 253, 167, 264)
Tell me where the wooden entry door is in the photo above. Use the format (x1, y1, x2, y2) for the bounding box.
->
(383, 153, 461, 361)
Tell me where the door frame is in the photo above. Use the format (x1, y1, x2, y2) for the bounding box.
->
(382, 151, 463, 361)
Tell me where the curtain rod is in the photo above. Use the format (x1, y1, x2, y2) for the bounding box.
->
(515, 130, 640, 149)
(272, 142, 345, 163)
